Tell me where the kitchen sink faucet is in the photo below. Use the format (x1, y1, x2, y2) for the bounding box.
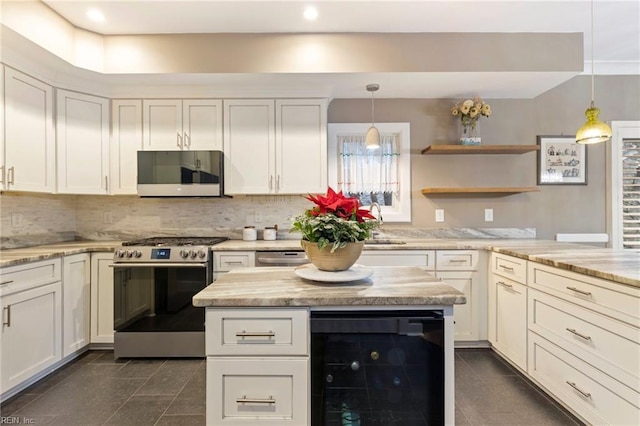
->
(369, 202, 383, 226)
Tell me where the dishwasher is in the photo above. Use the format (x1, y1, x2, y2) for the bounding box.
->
(255, 250, 310, 267)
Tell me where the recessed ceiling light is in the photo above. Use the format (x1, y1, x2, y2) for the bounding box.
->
(303, 6, 318, 21)
(87, 8, 105, 23)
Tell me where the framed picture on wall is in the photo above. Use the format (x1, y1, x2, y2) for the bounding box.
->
(537, 135, 587, 185)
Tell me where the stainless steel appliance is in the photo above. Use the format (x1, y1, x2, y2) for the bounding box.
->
(112, 236, 228, 358)
(311, 310, 445, 425)
(255, 250, 309, 267)
(137, 150, 224, 197)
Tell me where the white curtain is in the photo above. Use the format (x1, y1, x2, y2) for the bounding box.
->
(337, 134, 399, 203)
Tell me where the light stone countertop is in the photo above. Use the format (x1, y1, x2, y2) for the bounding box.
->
(192, 266, 466, 307)
(1, 238, 638, 288)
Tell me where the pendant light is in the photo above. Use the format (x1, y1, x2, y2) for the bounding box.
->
(576, 0, 612, 144)
(365, 84, 380, 150)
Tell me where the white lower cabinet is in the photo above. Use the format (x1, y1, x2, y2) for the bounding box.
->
(525, 262, 640, 425)
(489, 274, 527, 371)
(488, 252, 528, 371)
(358, 249, 485, 342)
(528, 332, 640, 426)
(207, 358, 309, 425)
(90, 253, 115, 344)
(62, 254, 90, 357)
(205, 308, 309, 425)
(1, 259, 63, 398)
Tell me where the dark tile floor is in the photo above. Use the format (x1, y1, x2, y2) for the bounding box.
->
(1, 348, 583, 425)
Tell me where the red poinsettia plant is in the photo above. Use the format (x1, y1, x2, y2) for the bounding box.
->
(291, 187, 379, 252)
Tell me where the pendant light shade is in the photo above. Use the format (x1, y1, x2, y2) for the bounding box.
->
(576, 0, 611, 144)
(365, 84, 380, 150)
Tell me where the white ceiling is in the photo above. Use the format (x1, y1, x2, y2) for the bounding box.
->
(35, 0, 640, 98)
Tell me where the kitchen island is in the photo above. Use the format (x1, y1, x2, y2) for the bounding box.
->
(193, 265, 466, 426)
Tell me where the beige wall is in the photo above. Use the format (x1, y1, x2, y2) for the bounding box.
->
(328, 75, 640, 239)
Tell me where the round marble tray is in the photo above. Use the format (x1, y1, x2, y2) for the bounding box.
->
(294, 264, 373, 283)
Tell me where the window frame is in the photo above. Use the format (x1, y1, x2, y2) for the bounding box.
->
(328, 122, 411, 223)
(609, 121, 640, 250)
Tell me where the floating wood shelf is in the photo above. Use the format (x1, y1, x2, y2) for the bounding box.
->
(421, 145, 540, 155)
(421, 187, 540, 196)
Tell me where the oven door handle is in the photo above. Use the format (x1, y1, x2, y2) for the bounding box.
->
(110, 263, 207, 268)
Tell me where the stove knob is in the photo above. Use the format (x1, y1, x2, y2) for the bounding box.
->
(115, 250, 125, 258)
(180, 250, 189, 259)
(125, 250, 133, 258)
(133, 250, 142, 258)
(197, 249, 206, 259)
(189, 250, 198, 259)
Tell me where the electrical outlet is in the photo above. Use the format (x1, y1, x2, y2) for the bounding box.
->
(254, 211, 263, 223)
(11, 213, 22, 228)
(484, 208, 494, 222)
(103, 211, 113, 224)
(435, 209, 445, 223)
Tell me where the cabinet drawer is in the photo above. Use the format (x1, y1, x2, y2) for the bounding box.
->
(207, 357, 308, 425)
(214, 251, 256, 272)
(436, 250, 478, 270)
(528, 332, 640, 426)
(529, 289, 639, 391)
(357, 250, 435, 269)
(491, 253, 527, 284)
(0, 259, 62, 296)
(528, 263, 640, 327)
(206, 308, 308, 356)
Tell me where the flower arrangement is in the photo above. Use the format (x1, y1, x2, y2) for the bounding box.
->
(451, 97, 492, 134)
(291, 187, 379, 253)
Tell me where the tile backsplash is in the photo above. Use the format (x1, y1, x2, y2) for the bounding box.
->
(1, 192, 535, 249)
(0, 192, 77, 248)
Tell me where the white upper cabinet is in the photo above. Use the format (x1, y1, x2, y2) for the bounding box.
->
(223, 99, 275, 194)
(142, 99, 222, 151)
(111, 100, 142, 195)
(223, 99, 327, 195)
(2, 66, 55, 193)
(56, 89, 110, 194)
(276, 99, 328, 194)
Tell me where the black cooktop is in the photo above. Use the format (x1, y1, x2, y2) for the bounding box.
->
(122, 237, 229, 247)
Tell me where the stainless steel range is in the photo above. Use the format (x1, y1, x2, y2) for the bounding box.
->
(112, 237, 228, 359)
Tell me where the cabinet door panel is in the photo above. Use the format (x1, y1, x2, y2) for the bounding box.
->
(437, 271, 478, 341)
(493, 275, 527, 370)
(183, 100, 222, 150)
(276, 100, 327, 194)
(3, 67, 55, 192)
(223, 100, 275, 194)
(111, 100, 141, 194)
(63, 254, 90, 357)
(90, 254, 115, 344)
(1, 282, 62, 393)
(56, 90, 109, 194)
(143, 100, 182, 150)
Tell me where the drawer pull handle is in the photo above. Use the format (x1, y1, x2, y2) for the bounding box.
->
(566, 381, 591, 399)
(225, 261, 245, 265)
(237, 395, 275, 405)
(448, 259, 467, 263)
(1, 280, 14, 285)
(236, 330, 275, 338)
(497, 281, 513, 288)
(566, 286, 592, 297)
(498, 265, 514, 271)
(566, 328, 592, 341)
(3, 305, 10, 327)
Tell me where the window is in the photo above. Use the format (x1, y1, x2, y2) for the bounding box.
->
(610, 121, 640, 250)
(328, 123, 411, 222)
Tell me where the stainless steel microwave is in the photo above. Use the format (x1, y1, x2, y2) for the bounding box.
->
(137, 150, 224, 197)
